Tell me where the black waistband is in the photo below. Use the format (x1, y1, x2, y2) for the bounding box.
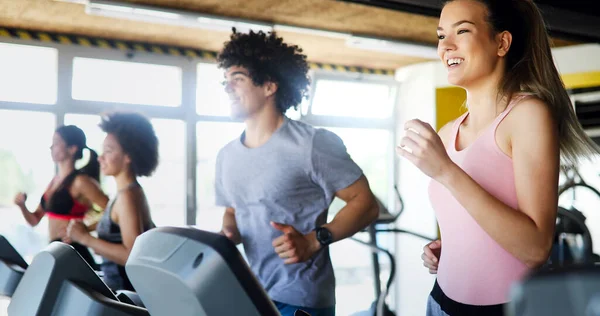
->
(431, 280, 505, 316)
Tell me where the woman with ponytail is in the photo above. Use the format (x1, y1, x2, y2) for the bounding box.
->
(396, 0, 599, 314)
(14, 125, 109, 269)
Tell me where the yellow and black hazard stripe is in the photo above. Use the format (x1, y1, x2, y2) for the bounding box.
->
(309, 63, 394, 76)
(0, 27, 395, 76)
(0, 27, 217, 60)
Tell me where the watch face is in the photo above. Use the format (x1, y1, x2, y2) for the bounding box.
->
(317, 227, 332, 245)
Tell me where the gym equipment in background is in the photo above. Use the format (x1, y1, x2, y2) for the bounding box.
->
(506, 265, 600, 316)
(551, 166, 600, 267)
(351, 185, 435, 316)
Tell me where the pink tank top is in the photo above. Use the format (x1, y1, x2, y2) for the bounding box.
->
(428, 95, 530, 305)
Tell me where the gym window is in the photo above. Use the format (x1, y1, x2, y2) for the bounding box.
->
(311, 79, 395, 118)
(196, 63, 231, 116)
(0, 43, 57, 105)
(72, 57, 182, 107)
(0, 110, 56, 261)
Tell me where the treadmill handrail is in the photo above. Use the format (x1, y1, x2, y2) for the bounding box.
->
(0, 235, 28, 269)
(350, 237, 396, 316)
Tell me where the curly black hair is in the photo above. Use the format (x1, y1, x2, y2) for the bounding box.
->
(99, 112, 159, 177)
(217, 29, 311, 114)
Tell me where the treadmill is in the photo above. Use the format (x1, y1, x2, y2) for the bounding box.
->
(8, 241, 148, 316)
(126, 226, 284, 316)
(0, 235, 28, 297)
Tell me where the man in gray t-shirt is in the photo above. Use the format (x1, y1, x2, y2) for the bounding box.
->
(214, 30, 379, 316)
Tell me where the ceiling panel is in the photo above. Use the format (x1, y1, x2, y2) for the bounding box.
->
(0, 0, 582, 70)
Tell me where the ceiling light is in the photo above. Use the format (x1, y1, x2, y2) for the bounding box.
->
(273, 24, 350, 39)
(86, 0, 273, 34)
(53, 0, 88, 4)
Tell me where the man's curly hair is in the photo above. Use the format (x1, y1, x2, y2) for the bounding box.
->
(99, 112, 159, 177)
(217, 29, 311, 114)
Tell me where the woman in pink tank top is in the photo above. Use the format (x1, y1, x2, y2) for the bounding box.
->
(396, 0, 599, 315)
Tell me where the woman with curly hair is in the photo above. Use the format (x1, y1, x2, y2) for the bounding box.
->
(66, 112, 158, 292)
(214, 29, 379, 316)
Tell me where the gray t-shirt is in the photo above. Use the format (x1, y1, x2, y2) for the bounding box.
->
(214, 117, 363, 308)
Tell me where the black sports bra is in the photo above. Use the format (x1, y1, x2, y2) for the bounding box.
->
(40, 171, 88, 219)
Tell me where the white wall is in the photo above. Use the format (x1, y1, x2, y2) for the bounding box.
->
(433, 60, 450, 88)
(552, 43, 600, 74)
(393, 62, 439, 316)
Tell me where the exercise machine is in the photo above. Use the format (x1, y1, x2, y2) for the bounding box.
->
(125, 226, 282, 316)
(548, 206, 597, 267)
(8, 241, 148, 316)
(351, 186, 435, 316)
(0, 235, 28, 297)
(550, 166, 600, 267)
(506, 265, 600, 316)
(7, 227, 310, 316)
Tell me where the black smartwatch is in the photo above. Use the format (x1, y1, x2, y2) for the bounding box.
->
(315, 227, 333, 247)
